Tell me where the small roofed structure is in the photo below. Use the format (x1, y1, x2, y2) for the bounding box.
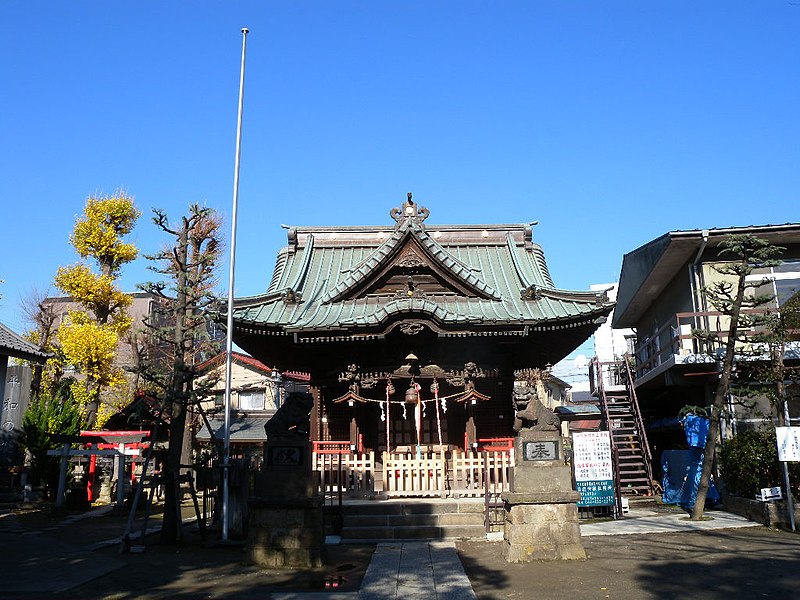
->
(0, 322, 50, 467)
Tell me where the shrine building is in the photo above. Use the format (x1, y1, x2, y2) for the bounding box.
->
(230, 194, 613, 496)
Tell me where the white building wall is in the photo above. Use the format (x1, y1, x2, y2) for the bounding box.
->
(550, 283, 634, 395)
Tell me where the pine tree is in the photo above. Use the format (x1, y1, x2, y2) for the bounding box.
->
(21, 380, 82, 496)
(690, 234, 783, 520)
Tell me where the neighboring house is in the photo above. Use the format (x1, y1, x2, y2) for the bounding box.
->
(195, 351, 310, 458)
(0, 322, 49, 468)
(42, 292, 162, 372)
(613, 223, 800, 438)
(42, 292, 223, 417)
(591, 283, 635, 364)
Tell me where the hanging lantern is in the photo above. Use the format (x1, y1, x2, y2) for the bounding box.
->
(405, 384, 419, 403)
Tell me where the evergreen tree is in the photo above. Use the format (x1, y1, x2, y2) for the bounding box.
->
(21, 380, 82, 496)
(691, 234, 783, 520)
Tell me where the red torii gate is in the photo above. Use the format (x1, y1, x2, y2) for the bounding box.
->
(81, 430, 150, 502)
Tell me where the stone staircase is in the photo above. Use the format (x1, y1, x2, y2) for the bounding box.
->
(336, 500, 487, 543)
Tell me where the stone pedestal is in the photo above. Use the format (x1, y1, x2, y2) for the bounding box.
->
(502, 430, 585, 562)
(247, 440, 325, 569)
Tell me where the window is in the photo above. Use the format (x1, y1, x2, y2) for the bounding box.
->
(239, 391, 265, 411)
(745, 259, 800, 310)
(213, 393, 224, 408)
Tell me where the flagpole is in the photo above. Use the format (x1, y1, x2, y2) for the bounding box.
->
(222, 26, 249, 542)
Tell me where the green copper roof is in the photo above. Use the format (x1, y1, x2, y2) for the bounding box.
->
(233, 197, 612, 335)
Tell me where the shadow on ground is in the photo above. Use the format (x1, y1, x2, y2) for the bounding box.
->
(458, 527, 800, 600)
(1, 506, 374, 600)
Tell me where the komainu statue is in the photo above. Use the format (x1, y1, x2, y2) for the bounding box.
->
(512, 369, 560, 432)
(264, 392, 314, 440)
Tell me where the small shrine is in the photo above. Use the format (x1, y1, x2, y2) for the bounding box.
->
(232, 194, 613, 500)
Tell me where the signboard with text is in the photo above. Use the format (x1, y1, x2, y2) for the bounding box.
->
(573, 431, 615, 507)
(776, 427, 800, 462)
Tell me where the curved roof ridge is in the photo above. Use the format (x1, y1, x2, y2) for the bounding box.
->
(266, 247, 290, 294)
(286, 233, 315, 292)
(338, 297, 473, 327)
(321, 219, 501, 304)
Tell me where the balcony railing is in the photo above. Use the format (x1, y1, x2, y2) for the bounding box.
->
(631, 309, 799, 380)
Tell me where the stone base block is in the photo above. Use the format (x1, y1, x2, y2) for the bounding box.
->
(247, 499, 325, 569)
(502, 501, 585, 562)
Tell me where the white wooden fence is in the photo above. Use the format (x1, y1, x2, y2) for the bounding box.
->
(382, 448, 447, 498)
(313, 450, 375, 498)
(450, 449, 514, 497)
(311, 446, 514, 498)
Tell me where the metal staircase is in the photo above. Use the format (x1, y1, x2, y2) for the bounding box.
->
(590, 357, 654, 496)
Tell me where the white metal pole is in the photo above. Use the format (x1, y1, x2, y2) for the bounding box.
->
(222, 26, 249, 542)
(782, 399, 796, 532)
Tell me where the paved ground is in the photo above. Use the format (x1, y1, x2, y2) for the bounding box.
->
(1, 503, 799, 599)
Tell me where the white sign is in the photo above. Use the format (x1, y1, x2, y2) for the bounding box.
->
(572, 431, 613, 481)
(758, 487, 782, 502)
(776, 427, 800, 462)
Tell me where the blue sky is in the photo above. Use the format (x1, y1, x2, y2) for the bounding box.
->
(1, 1, 798, 376)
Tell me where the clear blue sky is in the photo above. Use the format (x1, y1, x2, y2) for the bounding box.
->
(1, 1, 798, 343)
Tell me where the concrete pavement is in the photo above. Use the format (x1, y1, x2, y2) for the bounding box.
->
(580, 506, 760, 536)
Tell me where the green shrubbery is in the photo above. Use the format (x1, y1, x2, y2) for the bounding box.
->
(21, 380, 82, 495)
(719, 429, 800, 499)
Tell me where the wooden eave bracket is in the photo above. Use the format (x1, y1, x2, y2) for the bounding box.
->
(332, 390, 370, 404)
(452, 389, 492, 403)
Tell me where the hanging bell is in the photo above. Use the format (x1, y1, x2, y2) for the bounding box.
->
(405, 384, 419, 403)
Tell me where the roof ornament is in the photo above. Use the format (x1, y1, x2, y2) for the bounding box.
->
(280, 287, 303, 304)
(520, 284, 543, 301)
(390, 192, 430, 224)
(445, 361, 486, 391)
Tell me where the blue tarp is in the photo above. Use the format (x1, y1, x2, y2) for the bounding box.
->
(683, 415, 710, 448)
(661, 448, 720, 508)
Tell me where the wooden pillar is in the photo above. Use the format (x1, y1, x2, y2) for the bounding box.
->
(466, 400, 477, 450)
(349, 401, 359, 450)
(309, 385, 322, 441)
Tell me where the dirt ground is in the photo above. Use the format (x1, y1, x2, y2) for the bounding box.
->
(67, 532, 374, 600)
(4, 504, 800, 600)
(1, 505, 373, 600)
(457, 526, 800, 600)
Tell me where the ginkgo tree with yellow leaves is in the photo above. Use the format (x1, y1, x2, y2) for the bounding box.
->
(54, 192, 140, 429)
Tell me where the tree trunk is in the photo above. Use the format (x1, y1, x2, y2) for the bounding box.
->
(160, 221, 189, 544)
(690, 269, 747, 520)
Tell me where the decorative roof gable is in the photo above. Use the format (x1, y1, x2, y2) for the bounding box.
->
(321, 194, 501, 304)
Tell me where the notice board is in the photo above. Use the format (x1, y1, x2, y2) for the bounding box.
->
(573, 431, 615, 507)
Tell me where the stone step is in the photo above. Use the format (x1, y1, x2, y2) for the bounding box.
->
(340, 523, 486, 542)
(344, 512, 483, 528)
(338, 501, 463, 516)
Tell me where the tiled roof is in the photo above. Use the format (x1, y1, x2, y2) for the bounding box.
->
(233, 201, 613, 334)
(196, 415, 270, 442)
(0, 322, 50, 363)
(197, 351, 310, 381)
(197, 350, 272, 373)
